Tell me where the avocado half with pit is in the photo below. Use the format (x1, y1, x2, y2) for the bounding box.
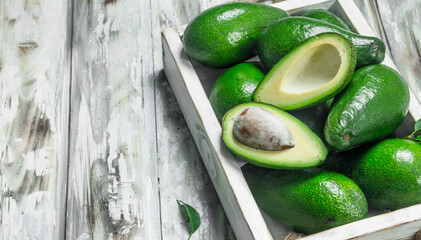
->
(222, 102, 327, 169)
(254, 32, 356, 110)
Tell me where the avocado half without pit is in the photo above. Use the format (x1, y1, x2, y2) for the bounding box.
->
(222, 102, 327, 169)
(254, 32, 356, 110)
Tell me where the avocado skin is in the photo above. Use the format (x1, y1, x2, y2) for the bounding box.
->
(289, 102, 332, 152)
(209, 63, 265, 122)
(257, 17, 385, 69)
(243, 166, 368, 234)
(324, 65, 410, 150)
(303, 9, 353, 31)
(323, 139, 421, 210)
(183, 2, 289, 68)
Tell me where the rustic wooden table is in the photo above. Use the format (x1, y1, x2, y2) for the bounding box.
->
(0, 0, 420, 239)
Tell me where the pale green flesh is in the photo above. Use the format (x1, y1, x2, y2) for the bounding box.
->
(255, 36, 351, 109)
(223, 103, 327, 168)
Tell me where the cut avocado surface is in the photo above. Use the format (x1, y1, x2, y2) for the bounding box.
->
(254, 33, 356, 110)
(222, 102, 327, 169)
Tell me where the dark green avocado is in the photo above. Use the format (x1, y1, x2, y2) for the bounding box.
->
(257, 16, 385, 69)
(183, 2, 289, 68)
(209, 63, 265, 122)
(243, 166, 368, 234)
(324, 64, 410, 150)
(303, 9, 353, 31)
(322, 138, 421, 210)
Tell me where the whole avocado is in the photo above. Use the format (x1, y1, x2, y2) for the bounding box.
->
(257, 17, 385, 69)
(209, 63, 265, 122)
(324, 64, 410, 150)
(303, 9, 353, 31)
(183, 2, 289, 68)
(243, 166, 368, 234)
(323, 139, 421, 210)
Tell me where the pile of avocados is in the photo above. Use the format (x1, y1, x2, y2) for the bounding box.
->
(183, 2, 421, 235)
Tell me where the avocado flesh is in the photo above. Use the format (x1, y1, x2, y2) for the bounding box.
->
(254, 33, 355, 110)
(222, 102, 327, 169)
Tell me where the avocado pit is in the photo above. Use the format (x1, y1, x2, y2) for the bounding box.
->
(233, 106, 295, 151)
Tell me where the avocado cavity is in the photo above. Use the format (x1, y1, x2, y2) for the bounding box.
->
(282, 44, 341, 94)
(254, 33, 356, 110)
(233, 106, 295, 151)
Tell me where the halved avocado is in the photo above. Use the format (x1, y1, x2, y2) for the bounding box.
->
(254, 32, 356, 110)
(222, 102, 327, 169)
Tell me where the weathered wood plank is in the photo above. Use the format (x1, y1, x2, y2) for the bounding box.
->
(364, 0, 421, 102)
(0, 0, 72, 239)
(66, 0, 160, 239)
(154, 0, 236, 239)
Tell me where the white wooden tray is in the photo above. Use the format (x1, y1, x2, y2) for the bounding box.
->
(162, 0, 421, 239)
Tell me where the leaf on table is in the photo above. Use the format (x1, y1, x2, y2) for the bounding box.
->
(177, 200, 201, 239)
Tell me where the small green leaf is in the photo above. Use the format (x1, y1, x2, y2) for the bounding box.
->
(415, 119, 421, 132)
(405, 119, 421, 139)
(177, 200, 201, 239)
(416, 136, 421, 142)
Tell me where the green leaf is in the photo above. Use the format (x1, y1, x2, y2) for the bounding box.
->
(415, 119, 421, 132)
(416, 136, 421, 142)
(177, 200, 201, 239)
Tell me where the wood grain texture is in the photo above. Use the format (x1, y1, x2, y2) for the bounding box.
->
(66, 0, 160, 239)
(162, 28, 273, 240)
(363, 0, 421, 103)
(155, 0, 236, 239)
(299, 204, 421, 240)
(0, 0, 72, 239)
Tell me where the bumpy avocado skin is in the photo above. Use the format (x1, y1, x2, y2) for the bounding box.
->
(324, 65, 410, 150)
(209, 63, 265, 122)
(303, 9, 353, 31)
(183, 2, 289, 68)
(257, 17, 385, 69)
(323, 139, 421, 210)
(243, 166, 368, 234)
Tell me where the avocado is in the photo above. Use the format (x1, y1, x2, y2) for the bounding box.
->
(288, 102, 332, 152)
(243, 166, 368, 234)
(303, 9, 353, 31)
(222, 102, 327, 169)
(324, 64, 410, 150)
(183, 2, 289, 68)
(209, 63, 265, 122)
(257, 17, 385, 69)
(323, 138, 421, 210)
(254, 33, 356, 110)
